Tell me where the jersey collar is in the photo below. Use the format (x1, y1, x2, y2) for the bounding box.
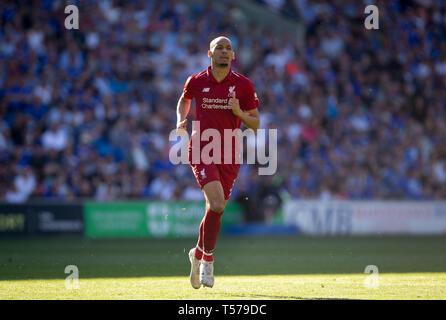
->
(206, 65, 233, 83)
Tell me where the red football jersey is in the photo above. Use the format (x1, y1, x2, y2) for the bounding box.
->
(183, 65, 259, 164)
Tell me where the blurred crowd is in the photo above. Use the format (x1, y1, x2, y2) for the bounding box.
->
(1, 0, 446, 205)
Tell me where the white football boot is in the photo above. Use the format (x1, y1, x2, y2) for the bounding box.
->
(188, 248, 201, 289)
(199, 260, 214, 288)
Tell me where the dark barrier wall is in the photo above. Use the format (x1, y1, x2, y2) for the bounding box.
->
(0, 201, 243, 238)
(0, 203, 84, 236)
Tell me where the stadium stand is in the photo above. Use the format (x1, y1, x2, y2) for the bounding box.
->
(0, 0, 445, 205)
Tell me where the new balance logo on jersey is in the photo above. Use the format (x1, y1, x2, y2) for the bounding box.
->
(202, 88, 210, 92)
(200, 168, 206, 179)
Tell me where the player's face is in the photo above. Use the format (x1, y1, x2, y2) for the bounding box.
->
(209, 40, 234, 67)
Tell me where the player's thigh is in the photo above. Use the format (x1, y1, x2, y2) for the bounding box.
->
(202, 180, 226, 213)
(190, 162, 226, 212)
(190, 162, 220, 191)
(217, 164, 240, 201)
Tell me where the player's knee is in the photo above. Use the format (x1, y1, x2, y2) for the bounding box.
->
(209, 199, 225, 213)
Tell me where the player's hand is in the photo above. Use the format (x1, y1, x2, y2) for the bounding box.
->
(176, 119, 188, 136)
(228, 91, 242, 118)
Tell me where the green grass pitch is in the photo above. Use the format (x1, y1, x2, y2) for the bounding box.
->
(0, 235, 445, 299)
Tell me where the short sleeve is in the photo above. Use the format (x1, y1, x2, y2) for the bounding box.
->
(182, 76, 194, 100)
(240, 80, 259, 111)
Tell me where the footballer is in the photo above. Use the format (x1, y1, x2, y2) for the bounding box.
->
(176, 36, 260, 288)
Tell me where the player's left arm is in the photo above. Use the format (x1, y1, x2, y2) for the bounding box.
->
(228, 91, 260, 132)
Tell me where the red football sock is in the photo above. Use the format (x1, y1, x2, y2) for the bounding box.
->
(202, 208, 224, 262)
(195, 217, 205, 260)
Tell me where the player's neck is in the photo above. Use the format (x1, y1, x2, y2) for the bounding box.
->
(211, 64, 230, 83)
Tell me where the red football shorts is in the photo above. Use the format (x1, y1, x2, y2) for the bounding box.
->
(190, 162, 240, 200)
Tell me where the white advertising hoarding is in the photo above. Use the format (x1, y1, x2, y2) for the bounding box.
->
(284, 200, 446, 235)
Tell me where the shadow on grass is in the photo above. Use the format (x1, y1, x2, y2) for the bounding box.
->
(204, 292, 352, 300)
(0, 235, 446, 280)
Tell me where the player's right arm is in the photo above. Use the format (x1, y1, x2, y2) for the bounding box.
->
(176, 76, 194, 136)
(176, 95, 191, 136)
